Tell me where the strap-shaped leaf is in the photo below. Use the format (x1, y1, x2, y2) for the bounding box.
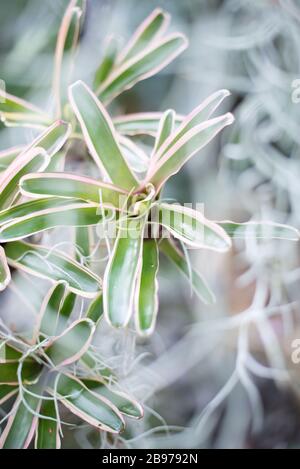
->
(93, 37, 119, 89)
(113, 112, 184, 136)
(86, 292, 103, 324)
(146, 113, 234, 192)
(158, 203, 231, 252)
(0, 121, 71, 193)
(37, 282, 76, 340)
(217, 220, 300, 241)
(117, 8, 169, 64)
(5, 241, 101, 298)
(153, 89, 230, 162)
(57, 291, 76, 333)
(119, 136, 149, 174)
(45, 319, 95, 367)
(0, 146, 25, 171)
(38, 282, 68, 338)
(0, 197, 82, 227)
(103, 216, 146, 328)
(52, 374, 125, 433)
(75, 225, 92, 264)
(0, 380, 42, 449)
(0, 147, 49, 209)
(0, 89, 50, 128)
(53, 0, 86, 117)
(135, 239, 159, 335)
(24, 120, 71, 157)
(98, 34, 188, 103)
(35, 399, 61, 449)
(69, 80, 138, 191)
(0, 245, 10, 291)
(83, 380, 143, 419)
(0, 360, 41, 385)
(20, 172, 127, 208)
(159, 238, 215, 304)
(0, 385, 18, 404)
(152, 109, 175, 156)
(0, 202, 107, 242)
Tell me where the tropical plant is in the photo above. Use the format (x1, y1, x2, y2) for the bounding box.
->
(0, 1, 298, 449)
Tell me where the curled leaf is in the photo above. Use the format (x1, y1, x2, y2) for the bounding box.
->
(45, 318, 95, 367)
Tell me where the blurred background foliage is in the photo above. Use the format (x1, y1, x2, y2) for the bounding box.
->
(1, 0, 300, 448)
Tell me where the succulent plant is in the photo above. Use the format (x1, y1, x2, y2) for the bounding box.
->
(0, 1, 298, 449)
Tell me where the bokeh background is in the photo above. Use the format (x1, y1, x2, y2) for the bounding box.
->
(1, 0, 300, 448)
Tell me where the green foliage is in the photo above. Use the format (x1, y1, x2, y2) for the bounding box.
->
(0, 1, 298, 449)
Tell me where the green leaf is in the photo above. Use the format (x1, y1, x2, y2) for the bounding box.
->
(152, 109, 175, 156)
(0, 245, 10, 291)
(57, 291, 76, 333)
(0, 343, 22, 361)
(20, 172, 127, 208)
(158, 203, 231, 252)
(37, 282, 76, 340)
(0, 89, 50, 128)
(103, 216, 146, 328)
(218, 220, 300, 241)
(35, 399, 60, 449)
(0, 380, 42, 449)
(135, 239, 159, 335)
(0, 360, 41, 385)
(0, 146, 24, 171)
(0, 197, 82, 227)
(152, 89, 231, 162)
(93, 37, 119, 89)
(38, 282, 69, 338)
(69, 80, 138, 191)
(117, 8, 169, 64)
(159, 238, 215, 304)
(53, 0, 86, 117)
(75, 225, 91, 263)
(0, 147, 49, 210)
(147, 113, 234, 192)
(113, 112, 183, 137)
(86, 292, 103, 324)
(0, 385, 18, 404)
(0, 202, 108, 242)
(119, 136, 149, 174)
(98, 34, 188, 103)
(45, 319, 95, 367)
(83, 380, 143, 419)
(25, 120, 71, 157)
(5, 241, 101, 298)
(53, 374, 125, 433)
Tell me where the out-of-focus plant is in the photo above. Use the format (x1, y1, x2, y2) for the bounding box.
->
(0, 1, 298, 449)
(0, 284, 142, 448)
